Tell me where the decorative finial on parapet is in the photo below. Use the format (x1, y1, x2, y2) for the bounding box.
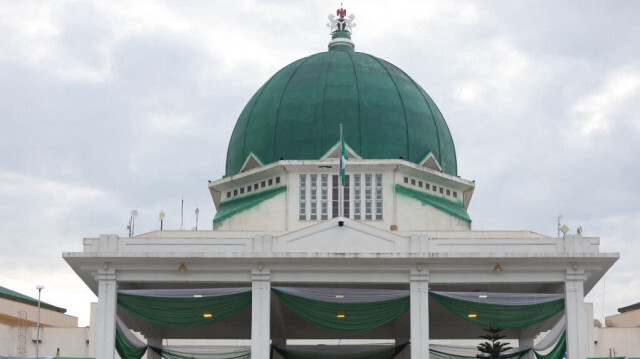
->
(326, 5, 356, 51)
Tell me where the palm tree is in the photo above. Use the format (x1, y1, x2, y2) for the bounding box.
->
(477, 327, 512, 359)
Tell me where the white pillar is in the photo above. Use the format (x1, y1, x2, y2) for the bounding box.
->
(251, 267, 271, 359)
(95, 267, 117, 359)
(565, 269, 587, 359)
(410, 268, 429, 359)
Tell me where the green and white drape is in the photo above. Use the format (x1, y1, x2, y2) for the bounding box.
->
(533, 331, 566, 359)
(272, 343, 408, 359)
(429, 291, 565, 328)
(116, 315, 251, 359)
(427, 315, 567, 359)
(429, 348, 530, 359)
(117, 288, 251, 327)
(114, 287, 569, 359)
(116, 288, 253, 359)
(272, 287, 410, 332)
(115, 317, 147, 359)
(150, 346, 251, 359)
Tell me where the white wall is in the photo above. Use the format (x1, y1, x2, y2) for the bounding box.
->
(0, 324, 91, 357)
(595, 327, 640, 357)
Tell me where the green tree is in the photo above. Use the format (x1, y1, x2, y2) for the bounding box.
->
(476, 327, 512, 359)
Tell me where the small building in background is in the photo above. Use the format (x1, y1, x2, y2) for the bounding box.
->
(0, 285, 94, 358)
(593, 301, 640, 357)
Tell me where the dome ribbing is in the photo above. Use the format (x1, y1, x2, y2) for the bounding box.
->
(225, 44, 457, 177)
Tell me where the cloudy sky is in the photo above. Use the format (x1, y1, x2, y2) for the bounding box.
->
(1, 0, 638, 327)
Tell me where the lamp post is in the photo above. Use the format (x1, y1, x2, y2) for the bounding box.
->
(195, 207, 200, 231)
(36, 285, 44, 359)
(159, 210, 165, 231)
(128, 209, 138, 237)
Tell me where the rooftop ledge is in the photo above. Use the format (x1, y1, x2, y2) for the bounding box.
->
(73, 231, 604, 256)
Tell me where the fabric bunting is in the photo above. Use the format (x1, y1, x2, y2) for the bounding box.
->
(115, 327, 147, 359)
(150, 346, 251, 359)
(429, 291, 565, 328)
(533, 331, 566, 359)
(272, 287, 409, 303)
(117, 288, 251, 327)
(272, 287, 410, 332)
(532, 316, 566, 351)
(118, 287, 250, 298)
(431, 291, 564, 306)
(430, 348, 529, 359)
(272, 343, 408, 359)
(115, 317, 148, 359)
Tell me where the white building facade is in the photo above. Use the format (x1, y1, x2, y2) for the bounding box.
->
(64, 8, 618, 359)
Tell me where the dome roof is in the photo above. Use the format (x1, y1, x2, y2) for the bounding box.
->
(225, 34, 457, 177)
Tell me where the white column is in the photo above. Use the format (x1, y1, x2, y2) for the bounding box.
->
(565, 269, 587, 359)
(410, 268, 429, 359)
(251, 267, 271, 359)
(95, 267, 117, 359)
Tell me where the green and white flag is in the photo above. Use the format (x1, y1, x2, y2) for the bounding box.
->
(340, 124, 348, 186)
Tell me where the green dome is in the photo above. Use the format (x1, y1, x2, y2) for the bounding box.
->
(226, 39, 457, 177)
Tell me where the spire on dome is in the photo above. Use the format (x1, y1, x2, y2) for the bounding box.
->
(326, 5, 356, 51)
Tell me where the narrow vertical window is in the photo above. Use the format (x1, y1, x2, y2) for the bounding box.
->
(354, 174, 361, 220)
(375, 173, 383, 220)
(321, 174, 328, 220)
(332, 175, 339, 218)
(299, 174, 307, 220)
(365, 174, 372, 220)
(343, 175, 350, 218)
(310, 174, 318, 220)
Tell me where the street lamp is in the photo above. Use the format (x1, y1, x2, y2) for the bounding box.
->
(128, 209, 138, 237)
(36, 285, 44, 359)
(194, 206, 200, 231)
(159, 210, 165, 231)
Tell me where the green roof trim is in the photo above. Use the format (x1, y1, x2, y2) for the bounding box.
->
(0, 285, 66, 313)
(618, 301, 640, 313)
(395, 184, 471, 223)
(214, 186, 287, 224)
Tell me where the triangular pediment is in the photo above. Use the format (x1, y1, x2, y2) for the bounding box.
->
(321, 141, 362, 160)
(240, 152, 264, 172)
(419, 152, 443, 172)
(274, 218, 409, 253)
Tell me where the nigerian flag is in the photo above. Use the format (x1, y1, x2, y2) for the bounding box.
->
(340, 124, 347, 186)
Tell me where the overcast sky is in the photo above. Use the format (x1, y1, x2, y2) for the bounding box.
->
(1, 0, 638, 327)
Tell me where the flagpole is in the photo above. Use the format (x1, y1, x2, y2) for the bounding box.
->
(339, 123, 344, 219)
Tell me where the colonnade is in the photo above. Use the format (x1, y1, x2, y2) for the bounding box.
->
(94, 267, 588, 358)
